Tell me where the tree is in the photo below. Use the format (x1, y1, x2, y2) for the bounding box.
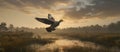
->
(116, 21, 120, 31)
(0, 22, 8, 31)
(9, 24, 14, 32)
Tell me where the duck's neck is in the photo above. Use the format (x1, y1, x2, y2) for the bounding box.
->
(58, 20, 62, 23)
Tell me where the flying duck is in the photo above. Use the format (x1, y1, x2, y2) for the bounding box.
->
(35, 14, 63, 32)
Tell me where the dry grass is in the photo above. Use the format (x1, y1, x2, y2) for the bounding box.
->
(54, 32, 120, 47)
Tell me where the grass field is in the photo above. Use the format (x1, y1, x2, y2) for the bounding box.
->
(0, 32, 54, 52)
(54, 32, 120, 48)
(0, 31, 120, 52)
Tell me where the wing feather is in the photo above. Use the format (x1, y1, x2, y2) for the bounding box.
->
(35, 17, 54, 25)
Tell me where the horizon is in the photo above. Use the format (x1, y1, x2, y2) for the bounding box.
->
(0, 21, 119, 29)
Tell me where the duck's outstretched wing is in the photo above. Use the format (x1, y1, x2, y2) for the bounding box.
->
(35, 17, 54, 25)
(48, 16, 55, 21)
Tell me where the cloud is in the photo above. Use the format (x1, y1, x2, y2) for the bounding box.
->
(64, 0, 120, 19)
(0, 0, 120, 20)
(0, 0, 70, 9)
(91, 0, 120, 17)
(0, 0, 71, 14)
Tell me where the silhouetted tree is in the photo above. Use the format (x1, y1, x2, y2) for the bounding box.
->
(58, 21, 120, 33)
(108, 23, 117, 32)
(116, 21, 120, 31)
(9, 24, 14, 32)
(0, 22, 8, 31)
(15, 27, 19, 32)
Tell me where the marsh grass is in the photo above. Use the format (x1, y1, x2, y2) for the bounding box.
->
(0, 31, 120, 52)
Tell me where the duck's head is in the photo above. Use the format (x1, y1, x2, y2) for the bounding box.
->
(48, 14, 51, 16)
(59, 19, 63, 22)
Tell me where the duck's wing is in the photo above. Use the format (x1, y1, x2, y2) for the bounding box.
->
(35, 17, 54, 25)
(48, 16, 55, 21)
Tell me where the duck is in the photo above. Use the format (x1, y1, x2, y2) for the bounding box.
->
(35, 14, 63, 32)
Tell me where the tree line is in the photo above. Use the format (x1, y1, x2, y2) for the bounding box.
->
(60, 21, 120, 33)
(0, 21, 120, 33)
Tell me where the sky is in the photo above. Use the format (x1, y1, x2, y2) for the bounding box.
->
(0, 0, 120, 28)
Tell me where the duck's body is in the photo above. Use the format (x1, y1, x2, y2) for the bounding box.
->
(46, 20, 63, 32)
(35, 14, 63, 32)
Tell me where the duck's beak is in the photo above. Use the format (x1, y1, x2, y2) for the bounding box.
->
(35, 17, 39, 20)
